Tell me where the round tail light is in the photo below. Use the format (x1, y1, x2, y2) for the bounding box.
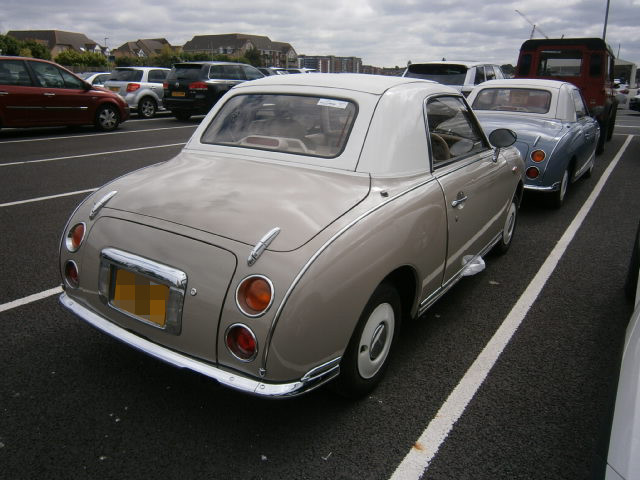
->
(531, 150, 546, 163)
(64, 260, 80, 288)
(526, 166, 540, 179)
(65, 223, 86, 252)
(225, 324, 258, 361)
(236, 275, 273, 317)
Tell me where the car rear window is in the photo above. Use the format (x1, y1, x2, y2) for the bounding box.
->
(405, 64, 468, 85)
(200, 94, 357, 159)
(108, 69, 143, 82)
(168, 64, 203, 82)
(472, 88, 552, 114)
(536, 49, 582, 77)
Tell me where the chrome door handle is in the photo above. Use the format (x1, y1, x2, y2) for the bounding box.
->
(43, 92, 56, 96)
(451, 195, 468, 208)
(0, 91, 8, 95)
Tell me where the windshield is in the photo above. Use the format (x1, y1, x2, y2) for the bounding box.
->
(472, 88, 551, 114)
(405, 64, 468, 85)
(201, 94, 357, 159)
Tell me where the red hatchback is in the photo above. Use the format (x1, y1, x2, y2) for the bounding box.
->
(0, 56, 129, 132)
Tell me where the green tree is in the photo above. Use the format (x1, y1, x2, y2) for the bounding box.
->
(243, 47, 262, 67)
(0, 34, 21, 55)
(22, 40, 51, 60)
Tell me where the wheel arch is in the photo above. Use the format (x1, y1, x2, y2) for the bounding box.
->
(381, 266, 419, 321)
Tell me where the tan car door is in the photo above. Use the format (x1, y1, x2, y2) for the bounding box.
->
(427, 95, 512, 284)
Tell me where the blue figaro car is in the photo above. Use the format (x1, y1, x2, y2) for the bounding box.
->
(467, 79, 599, 207)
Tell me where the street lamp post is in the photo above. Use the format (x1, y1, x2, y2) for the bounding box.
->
(603, 0, 610, 40)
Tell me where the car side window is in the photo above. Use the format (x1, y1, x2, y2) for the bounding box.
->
(485, 66, 496, 81)
(30, 61, 67, 88)
(59, 69, 84, 89)
(0, 60, 32, 86)
(474, 66, 485, 85)
(242, 65, 263, 80)
(148, 70, 168, 82)
(426, 96, 488, 167)
(571, 88, 588, 118)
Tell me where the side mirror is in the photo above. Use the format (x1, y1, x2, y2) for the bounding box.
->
(82, 81, 92, 91)
(489, 128, 517, 147)
(489, 128, 517, 162)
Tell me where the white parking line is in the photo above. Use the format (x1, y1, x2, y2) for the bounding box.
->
(0, 143, 186, 167)
(0, 125, 195, 144)
(390, 135, 634, 480)
(0, 188, 98, 208)
(0, 286, 63, 314)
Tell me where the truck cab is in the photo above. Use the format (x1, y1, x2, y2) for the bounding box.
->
(515, 38, 618, 153)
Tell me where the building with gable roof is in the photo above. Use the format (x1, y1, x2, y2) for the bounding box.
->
(182, 33, 297, 67)
(7, 30, 105, 56)
(112, 38, 178, 58)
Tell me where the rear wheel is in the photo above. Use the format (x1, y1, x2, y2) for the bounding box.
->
(95, 104, 120, 131)
(333, 282, 401, 398)
(138, 97, 157, 118)
(173, 111, 191, 121)
(551, 168, 569, 209)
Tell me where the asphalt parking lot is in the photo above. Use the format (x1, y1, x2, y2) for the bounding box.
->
(1, 109, 640, 480)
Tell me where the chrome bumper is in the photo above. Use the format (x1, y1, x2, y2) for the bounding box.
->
(59, 292, 340, 397)
(524, 181, 560, 193)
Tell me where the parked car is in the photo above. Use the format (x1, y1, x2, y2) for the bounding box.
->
(59, 74, 523, 398)
(467, 79, 599, 208)
(605, 221, 640, 479)
(613, 79, 630, 107)
(103, 66, 170, 118)
(285, 67, 317, 74)
(163, 61, 264, 120)
(403, 61, 505, 96)
(630, 93, 640, 112)
(0, 56, 129, 132)
(79, 71, 111, 87)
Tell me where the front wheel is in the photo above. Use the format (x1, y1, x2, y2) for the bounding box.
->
(550, 168, 569, 209)
(95, 104, 120, 131)
(333, 282, 401, 398)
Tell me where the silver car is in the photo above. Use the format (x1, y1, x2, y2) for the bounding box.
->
(59, 74, 523, 398)
(104, 66, 170, 118)
(403, 61, 505, 96)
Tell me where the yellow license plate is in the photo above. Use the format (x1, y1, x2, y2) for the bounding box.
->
(112, 268, 169, 327)
(109, 86, 120, 92)
(172, 91, 186, 97)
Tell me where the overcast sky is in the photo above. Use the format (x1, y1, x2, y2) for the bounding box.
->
(1, 0, 638, 67)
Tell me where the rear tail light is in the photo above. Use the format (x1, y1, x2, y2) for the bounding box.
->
(531, 150, 546, 163)
(65, 223, 86, 252)
(621, 89, 629, 94)
(188, 81, 208, 91)
(126, 83, 141, 92)
(64, 260, 80, 288)
(225, 324, 258, 361)
(526, 166, 540, 179)
(236, 275, 273, 317)
(163, 82, 169, 89)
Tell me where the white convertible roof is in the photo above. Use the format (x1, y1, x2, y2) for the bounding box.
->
(233, 72, 443, 95)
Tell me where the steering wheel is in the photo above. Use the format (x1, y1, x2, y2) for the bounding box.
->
(430, 133, 451, 161)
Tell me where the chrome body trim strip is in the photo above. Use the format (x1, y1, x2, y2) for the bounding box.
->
(90, 190, 117, 219)
(60, 292, 339, 398)
(418, 231, 502, 316)
(98, 248, 187, 335)
(247, 227, 280, 266)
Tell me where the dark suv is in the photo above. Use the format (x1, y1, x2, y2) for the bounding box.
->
(163, 61, 264, 120)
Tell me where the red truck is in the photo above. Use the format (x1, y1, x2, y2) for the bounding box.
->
(515, 38, 618, 153)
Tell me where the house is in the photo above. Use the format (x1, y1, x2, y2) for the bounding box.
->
(7, 30, 105, 56)
(182, 33, 297, 67)
(111, 38, 178, 58)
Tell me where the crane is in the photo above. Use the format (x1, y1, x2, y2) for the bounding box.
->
(515, 9, 550, 39)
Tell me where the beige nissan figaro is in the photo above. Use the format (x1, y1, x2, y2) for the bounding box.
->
(59, 73, 524, 398)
